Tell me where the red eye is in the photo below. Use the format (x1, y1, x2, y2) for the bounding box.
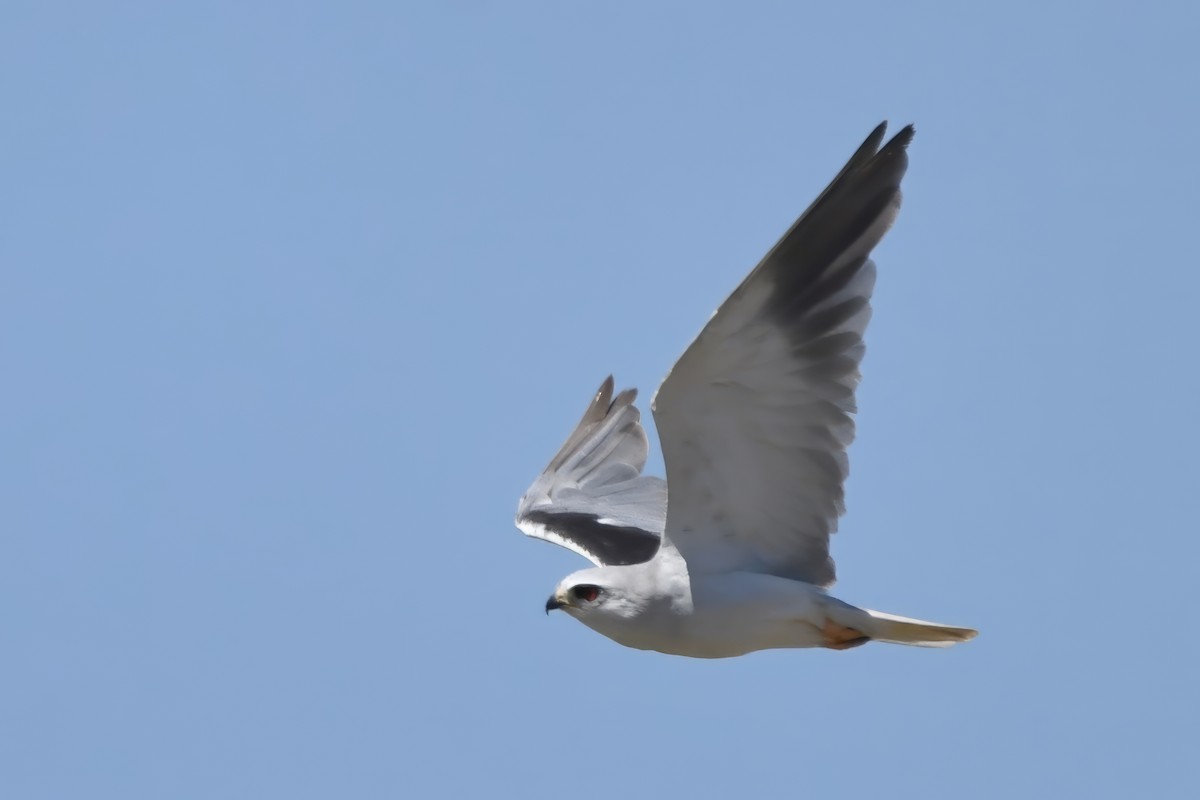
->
(571, 585, 600, 603)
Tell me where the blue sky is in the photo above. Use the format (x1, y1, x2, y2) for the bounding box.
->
(4, 2, 1199, 797)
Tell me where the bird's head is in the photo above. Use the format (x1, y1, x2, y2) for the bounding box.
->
(545, 567, 643, 622)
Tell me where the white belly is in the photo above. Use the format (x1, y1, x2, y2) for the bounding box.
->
(582, 571, 835, 658)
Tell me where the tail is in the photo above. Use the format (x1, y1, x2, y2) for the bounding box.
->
(859, 609, 978, 648)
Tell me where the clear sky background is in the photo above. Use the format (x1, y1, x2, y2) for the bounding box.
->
(3, 2, 1199, 798)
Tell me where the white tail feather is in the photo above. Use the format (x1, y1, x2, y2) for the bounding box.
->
(860, 609, 978, 648)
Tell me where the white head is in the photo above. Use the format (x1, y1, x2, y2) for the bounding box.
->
(544, 566, 650, 627)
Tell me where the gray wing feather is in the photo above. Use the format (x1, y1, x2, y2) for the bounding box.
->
(652, 123, 913, 587)
(516, 377, 665, 566)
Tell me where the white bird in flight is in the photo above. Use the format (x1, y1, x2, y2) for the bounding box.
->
(516, 123, 977, 657)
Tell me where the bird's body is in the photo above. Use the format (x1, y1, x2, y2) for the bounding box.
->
(550, 546, 971, 658)
(517, 123, 976, 658)
(571, 557, 834, 659)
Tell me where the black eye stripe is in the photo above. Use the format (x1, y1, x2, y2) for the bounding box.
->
(571, 584, 601, 603)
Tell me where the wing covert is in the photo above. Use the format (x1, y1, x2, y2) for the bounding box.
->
(516, 377, 664, 566)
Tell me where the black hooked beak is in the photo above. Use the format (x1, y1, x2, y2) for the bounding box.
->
(545, 594, 564, 614)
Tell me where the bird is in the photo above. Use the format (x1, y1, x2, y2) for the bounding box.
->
(515, 123, 977, 658)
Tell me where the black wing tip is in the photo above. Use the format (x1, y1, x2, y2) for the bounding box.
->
(868, 121, 915, 154)
(573, 376, 615, 429)
(597, 375, 638, 410)
(824, 122, 914, 194)
(596, 375, 615, 402)
(613, 384, 638, 407)
(885, 122, 915, 151)
(855, 122, 913, 183)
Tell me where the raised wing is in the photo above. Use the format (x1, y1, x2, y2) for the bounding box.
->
(516, 376, 665, 566)
(652, 123, 913, 587)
